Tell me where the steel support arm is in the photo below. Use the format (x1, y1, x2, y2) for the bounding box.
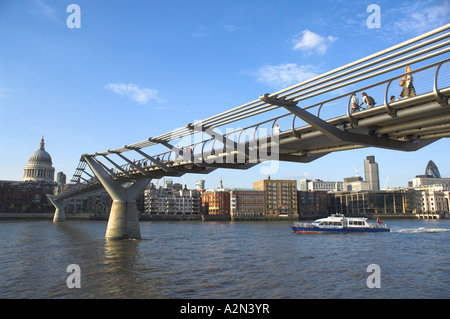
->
(125, 146, 177, 173)
(102, 154, 132, 178)
(186, 123, 250, 160)
(260, 94, 427, 151)
(113, 152, 148, 176)
(150, 138, 195, 163)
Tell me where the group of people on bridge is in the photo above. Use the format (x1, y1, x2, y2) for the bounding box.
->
(351, 66, 416, 113)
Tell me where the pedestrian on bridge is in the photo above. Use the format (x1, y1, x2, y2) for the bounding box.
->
(361, 92, 375, 109)
(350, 93, 360, 113)
(274, 124, 281, 134)
(400, 66, 416, 99)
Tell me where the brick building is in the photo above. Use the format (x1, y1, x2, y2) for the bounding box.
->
(230, 189, 265, 220)
(253, 177, 298, 219)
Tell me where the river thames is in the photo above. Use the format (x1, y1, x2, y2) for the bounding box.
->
(0, 219, 448, 299)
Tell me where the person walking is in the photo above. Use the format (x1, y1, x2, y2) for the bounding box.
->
(400, 66, 416, 99)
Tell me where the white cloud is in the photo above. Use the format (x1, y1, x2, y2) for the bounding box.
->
(191, 26, 210, 38)
(254, 63, 319, 89)
(105, 83, 165, 104)
(292, 29, 337, 55)
(392, 2, 450, 35)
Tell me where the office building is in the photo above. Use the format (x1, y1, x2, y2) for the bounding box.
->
(253, 177, 298, 219)
(195, 179, 205, 190)
(419, 189, 449, 214)
(200, 189, 230, 215)
(344, 176, 370, 191)
(299, 179, 343, 192)
(364, 155, 380, 191)
(297, 190, 329, 218)
(144, 183, 200, 216)
(330, 189, 419, 216)
(230, 189, 265, 220)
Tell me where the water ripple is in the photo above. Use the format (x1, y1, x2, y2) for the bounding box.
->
(0, 219, 449, 298)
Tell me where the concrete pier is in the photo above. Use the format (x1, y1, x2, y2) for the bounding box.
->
(47, 195, 69, 223)
(84, 156, 150, 240)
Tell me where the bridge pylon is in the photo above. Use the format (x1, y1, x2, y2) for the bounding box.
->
(84, 155, 150, 240)
(47, 195, 70, 222)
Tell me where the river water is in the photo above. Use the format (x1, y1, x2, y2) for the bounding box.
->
(0, 219, 449, 299)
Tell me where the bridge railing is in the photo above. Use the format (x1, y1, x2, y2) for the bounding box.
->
(100, 57, 449, 180)
(56, 24, 450, 199)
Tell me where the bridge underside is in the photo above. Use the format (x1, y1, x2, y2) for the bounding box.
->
(274, 90, 450, 160)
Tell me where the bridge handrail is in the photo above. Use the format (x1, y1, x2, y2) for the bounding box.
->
(188, 24, 450, 134)
(88, 24, 450, 156)
(122, 51, 450, 158)
(57, 25, 450, 198)
(76, 58, 450, 182)
(78, 58, 450, 180)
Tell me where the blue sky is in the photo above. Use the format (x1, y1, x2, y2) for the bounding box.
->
(1, 0, 449, 189)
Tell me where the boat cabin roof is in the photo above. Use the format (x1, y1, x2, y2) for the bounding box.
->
(314, 215, 368, 223)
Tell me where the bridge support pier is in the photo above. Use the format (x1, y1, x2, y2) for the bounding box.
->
(84, 156, 150, 240)
(47, 195, 69, 223)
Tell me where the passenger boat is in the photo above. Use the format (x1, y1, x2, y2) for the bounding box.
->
(292, 214, 390, 233)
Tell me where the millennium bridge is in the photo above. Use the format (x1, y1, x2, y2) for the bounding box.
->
(48, 24, 450, 240)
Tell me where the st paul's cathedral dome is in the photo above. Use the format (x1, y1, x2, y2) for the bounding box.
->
(23, 135, 55, 183)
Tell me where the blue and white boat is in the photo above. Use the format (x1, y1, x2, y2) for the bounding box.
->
(292, 214, 390, 233)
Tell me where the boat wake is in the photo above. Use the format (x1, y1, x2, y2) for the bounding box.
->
(395, 227, 450, 234)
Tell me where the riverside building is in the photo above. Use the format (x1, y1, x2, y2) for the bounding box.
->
(200, 179, 230, 216)
(407, 160, 450, 216)
(229, 189, 265, 220)
(0, 180, 55, 214)
(330, 189, 419, 217)
(253, 177, 298, 219)
(144, 183, 200, 217)
(297, 190, 330, 218)
(418, 187, 449, 214)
